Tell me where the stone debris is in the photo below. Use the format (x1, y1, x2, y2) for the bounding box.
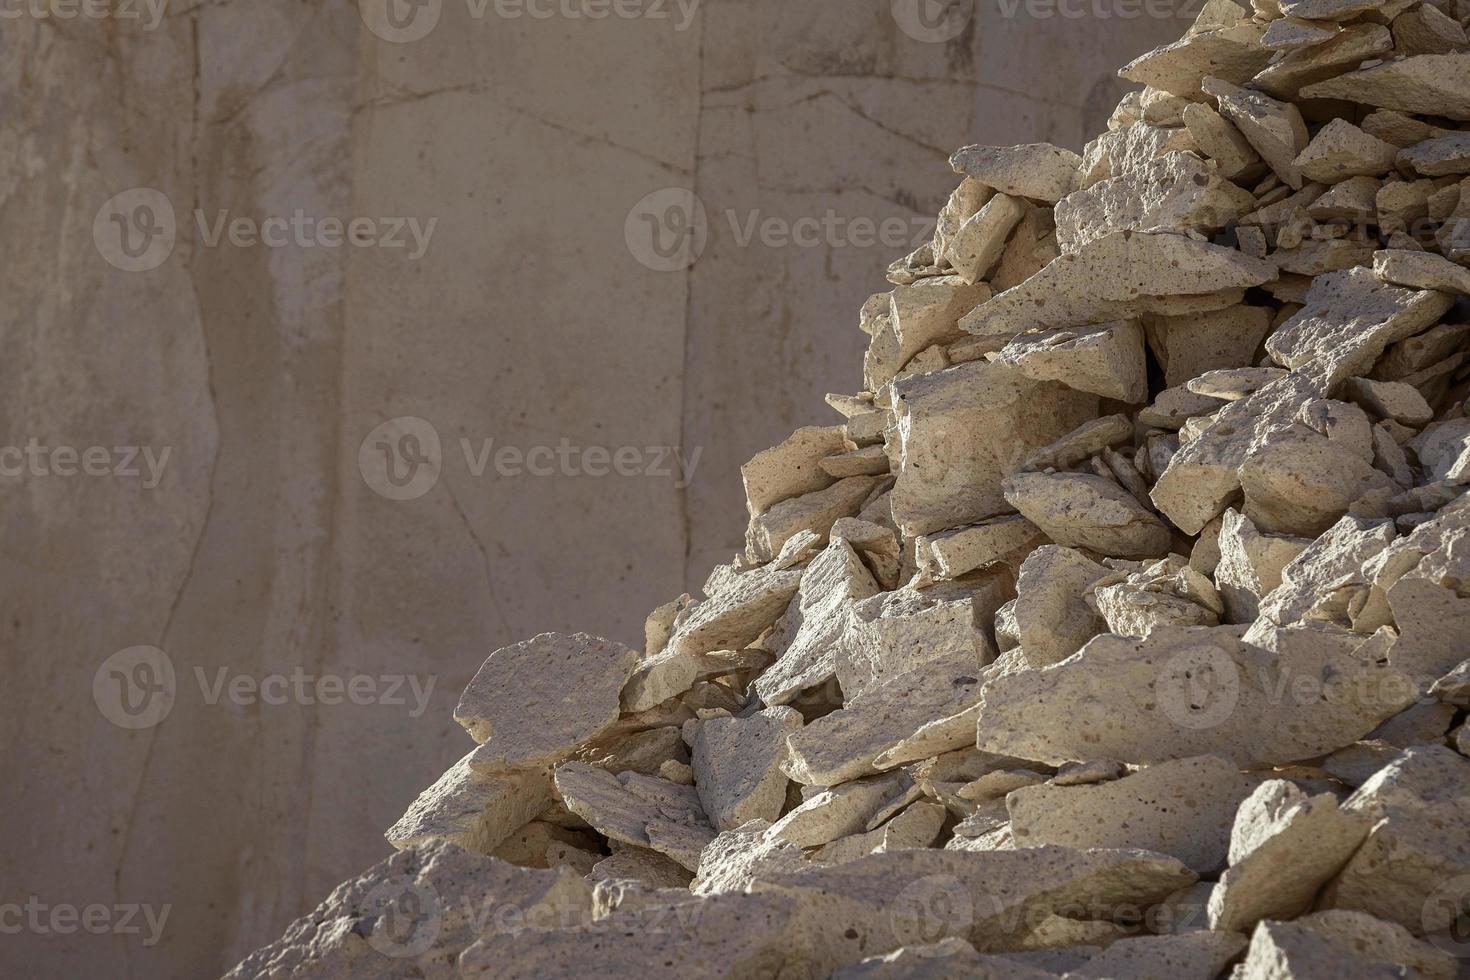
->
(236, 13, 1470, 979)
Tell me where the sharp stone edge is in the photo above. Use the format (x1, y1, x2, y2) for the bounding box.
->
(230, 4, 1470, 977)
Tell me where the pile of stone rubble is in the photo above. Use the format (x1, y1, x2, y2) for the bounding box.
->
(230, 2, 1470, 976)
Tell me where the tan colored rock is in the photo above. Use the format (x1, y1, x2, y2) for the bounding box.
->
(1399, 133, 1470, 178)
(1392, 3, 1468, 57)
(945, 194, 1026, 284)
(1308, 174, 1379, 223)
(685, 565, 803, 657)
(1120, 21, 1273, 98)
(460, 891, 802, 980)
(746, 475, 881, 562)
(690, 819, 807, 896)
(1236, 918, 1414, 979)
(1252, 23, 1393, 100)
(1054, 153, 1255, 253)
(975, 623, 1416, 768)
(1301, 54, 1470, 122)
(890, 276, 994, 368)
(1292, 119, 1398, 183)
(1215, 508, 1312, 623)
(752, 847, 1194, 971)
(768, 773, 912, 849)
(915, 515, 1046, 582)
(950, 143, 1083, 203)
(1014, 545, 1109, 668)
(1325, 744, 1470, 932)
(1293, 910, 1458, 980)
(1009, 755, 1260, 873)
(1092, 555, 1224, 636)
(836, 578, 1000, 699)
(1374, 247, 1470, 296)
(1144, 304, 1274, 390)
(553, 762, 711, 854)
(809, 801, 948, 866)
(1182, 102, 1261, 180)
(1204, 76, 1309, 189)
(688, 707, 802, 832)
(1004, 470, 1172, 559)
(1068, 931, 1248, 979)
(387, 753, 552, 855)
(996, 319, 1148, 403)
(785, 655, 987, 787)
(886, 360, 1097, 537)
(1344, 375, 1435, 427)
(741, 425, 847, 518)
(834, 939, 1055, 979)
(228, 842, 593, 980)
(588, 847, 693, 890)
(962, 230, 1277, 342)
(1207, 780, 1371, 932)
(456, 632, 639, 771)
(755, 538, 880, 706)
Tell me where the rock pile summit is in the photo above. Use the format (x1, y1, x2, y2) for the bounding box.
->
(231, 3, 1470, 976)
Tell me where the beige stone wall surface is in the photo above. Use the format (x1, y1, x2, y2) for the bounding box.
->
(0, 1, 1184, 976)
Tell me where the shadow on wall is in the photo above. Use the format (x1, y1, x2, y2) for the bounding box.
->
(0, 0, 1189, 976)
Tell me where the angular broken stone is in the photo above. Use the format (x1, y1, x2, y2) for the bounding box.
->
(687, 706, 802, 832)
(996, 319, 1148, 403)
(752, 846, 1194, 972)
(914, 515, 1046, 582)
(690, 819, 807, 896)
(836, 577, 1000, 698)
(768, 773, 912, 849)
(962, 231, 1277, 342)
(227, 842, 593, 980)
(1207, 779, 1371, 932)
(1236, 918, 1417, 979)
(1145, 304, 1274, 390)
(1324, 744, 1470, 932)
(945, 193, 1026, 284)
(1054, 152, 1254, 252)
(1003, 470, 1172, 559)
(746, 475, 881, 563)
(975, 623, 1416, 768)
(387, 752, 552, 855)
(1292, 118, 1398, 183)
(950, 143, 1082, 203)
(1301, 53, 1470, 122)
(1120, 21, 1272, 98)
(741, 426, 847, 518)
(785, 655, 986, 787)
(1204, 76, 1309, 189)
(456, 632, 639, 771)
(754, 538, 880, 706)
(553, 762, 711, 857)
(1216, 508, 1312, 623)
(1013, 545, 1109, 667)
(1374, 248, 1470, 296)
(886, 359, 1098, 537)
(1009, 755, 1260, 873)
